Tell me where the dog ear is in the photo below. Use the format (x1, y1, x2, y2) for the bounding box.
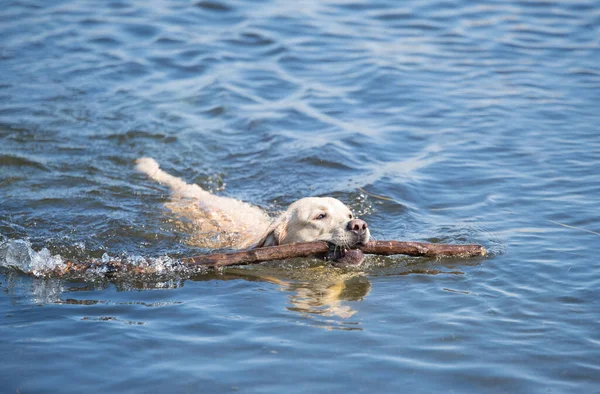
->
(253, 216, 288, 248)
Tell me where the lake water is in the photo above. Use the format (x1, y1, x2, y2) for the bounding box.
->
(1, 0, 599, 392)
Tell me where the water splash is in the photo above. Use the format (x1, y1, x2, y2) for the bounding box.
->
(0, 237, 205, 280)
(0, 239, 65, 277)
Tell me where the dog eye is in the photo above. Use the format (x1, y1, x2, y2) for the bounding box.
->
(316, 213, 327, 220)
(348, 214, 353, 219)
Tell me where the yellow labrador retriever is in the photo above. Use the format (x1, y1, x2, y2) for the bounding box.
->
(136, 158, 370, 265)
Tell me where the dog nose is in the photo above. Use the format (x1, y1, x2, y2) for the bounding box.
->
(347, 219, 368, 234)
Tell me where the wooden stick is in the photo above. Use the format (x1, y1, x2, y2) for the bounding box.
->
(181, 240, 486, 269)
(360, 240, 487, 258)
(51, 240, 486, 277)
(180, 242, 330, 268)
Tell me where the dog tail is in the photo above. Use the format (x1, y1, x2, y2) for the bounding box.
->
(135, 157, 208, 198)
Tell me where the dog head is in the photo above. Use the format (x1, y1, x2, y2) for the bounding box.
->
(254, 197, 370, 264)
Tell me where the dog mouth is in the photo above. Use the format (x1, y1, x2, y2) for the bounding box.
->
(326, 244, 366, 267)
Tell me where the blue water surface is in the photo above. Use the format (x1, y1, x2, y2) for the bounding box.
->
(1, 0, 599, 393)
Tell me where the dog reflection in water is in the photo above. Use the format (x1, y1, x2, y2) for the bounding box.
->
(215, 266, 371, 321)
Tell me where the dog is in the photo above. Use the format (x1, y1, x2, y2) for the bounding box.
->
(135, 158, 370, 266)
